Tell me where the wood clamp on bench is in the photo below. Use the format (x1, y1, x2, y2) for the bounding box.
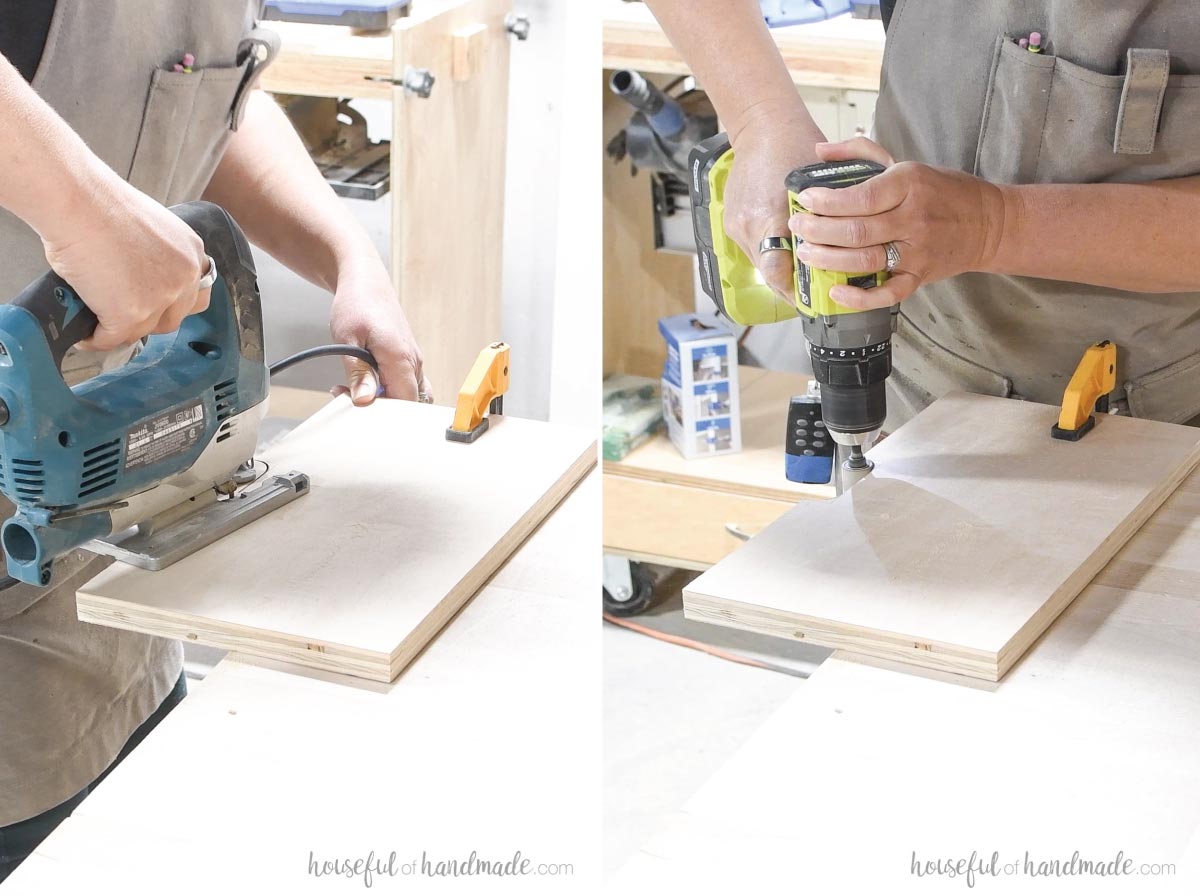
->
(1051, 340, 1117, 442)
(446, 341, 510, 443)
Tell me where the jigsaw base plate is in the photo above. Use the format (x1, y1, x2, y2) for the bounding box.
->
(87, 471, 310, 571)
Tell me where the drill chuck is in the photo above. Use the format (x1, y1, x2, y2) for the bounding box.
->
(818, 379, 889, 443)
(803, 304, 897, 442)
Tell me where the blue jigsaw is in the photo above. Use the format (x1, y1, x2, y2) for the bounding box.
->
(0, 201, 308, 586)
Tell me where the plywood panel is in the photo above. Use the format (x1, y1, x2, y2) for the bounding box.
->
(391, 0, 512, 401)
(684, 392, 1200, 680)
(77, 397, 595, 682)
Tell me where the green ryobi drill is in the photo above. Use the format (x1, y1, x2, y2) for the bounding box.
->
(688, 133, 898, 487)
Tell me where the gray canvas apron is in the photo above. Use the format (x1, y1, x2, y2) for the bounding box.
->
(873, 0, 1200, 430)
(0, 1, 276, 826)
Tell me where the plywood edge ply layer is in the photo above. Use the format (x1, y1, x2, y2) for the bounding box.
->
(77, 599, 391, 681)
(682, 593, 1000, 679)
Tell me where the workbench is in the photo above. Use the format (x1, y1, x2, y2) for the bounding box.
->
(614, 471, 1200, 890)
(604, 366, 833, 570)
(262, 0, 515, 401)
(5, 402, 600, 893)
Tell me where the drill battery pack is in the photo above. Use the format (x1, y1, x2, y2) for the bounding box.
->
(689, 135, 799, 326)
(689, 136, 889, 326)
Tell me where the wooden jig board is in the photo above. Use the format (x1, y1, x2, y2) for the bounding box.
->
(77, 397, 596, 682)
(684, 392, 1200, 681)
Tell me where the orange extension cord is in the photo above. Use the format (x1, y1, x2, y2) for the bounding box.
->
(602, 612, 809, 678)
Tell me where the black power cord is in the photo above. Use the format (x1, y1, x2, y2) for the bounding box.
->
(267, 344, 380, 379)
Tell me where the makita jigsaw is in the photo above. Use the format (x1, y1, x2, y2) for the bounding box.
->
(0, 201, 308, 586)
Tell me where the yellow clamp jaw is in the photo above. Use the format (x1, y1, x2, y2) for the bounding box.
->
(1051, 341, 1117, 441)
(445, 342, 510, 443)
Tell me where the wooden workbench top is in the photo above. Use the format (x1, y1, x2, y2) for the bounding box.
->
(605, 367, 835, 503)
(602, 0, 886, 90)
(5, 473, 600, 893)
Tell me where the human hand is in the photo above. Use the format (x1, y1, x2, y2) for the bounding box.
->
(725, 108, 825, 299)
(329, 257, 429, 405)
(787, 137, 1006, 309)
(41, 171, 211, 352)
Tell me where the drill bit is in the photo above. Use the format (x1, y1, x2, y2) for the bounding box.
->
(846, 444, 870, 469)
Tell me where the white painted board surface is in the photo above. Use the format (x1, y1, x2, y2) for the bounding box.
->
(78, 397, 596, 681)
(685, 393, 1200, 680)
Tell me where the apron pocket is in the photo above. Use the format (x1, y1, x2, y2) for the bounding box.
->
(975, 38, 1200, 185)
(974, 36, 1056, 184)
(167, 60, 254, 204)
(1037, 54, 1200, 183)
(127, 67, 206, 201)
(127, 58, 251, 205)
(1125, 352, 1200, 424)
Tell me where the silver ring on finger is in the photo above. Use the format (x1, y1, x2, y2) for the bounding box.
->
(884, 242, 901, 272)
(758, 236, 793, 255)
(197, 255, 217, 290)
(418, 391, 433, 404)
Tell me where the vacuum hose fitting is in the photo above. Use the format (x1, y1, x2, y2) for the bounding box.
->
(610, 69, 686, 139)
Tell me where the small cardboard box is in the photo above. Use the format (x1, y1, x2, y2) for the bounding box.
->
(658, 313, 741, 458)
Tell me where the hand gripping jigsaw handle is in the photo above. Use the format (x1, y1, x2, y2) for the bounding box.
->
(9, 201, 262, 373)
(9, 272, 100, 371)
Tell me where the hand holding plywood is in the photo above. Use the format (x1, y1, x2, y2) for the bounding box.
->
(684, 392, 1200, 681)
(77, 397, 595, 682)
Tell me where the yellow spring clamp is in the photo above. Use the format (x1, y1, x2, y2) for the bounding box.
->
(1051, 340, 1116, 441)
(445, 342, 510, 443)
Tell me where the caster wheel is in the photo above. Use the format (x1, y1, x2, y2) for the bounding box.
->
(603, 560, 655, 617)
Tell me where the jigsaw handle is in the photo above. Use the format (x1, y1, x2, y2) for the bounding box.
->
(8, 201, 261, 374)
(9, 272, 100, 371)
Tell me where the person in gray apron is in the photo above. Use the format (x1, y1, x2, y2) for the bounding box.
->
(0, 3, 428, 879)
(645, 0, 1200, 430)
